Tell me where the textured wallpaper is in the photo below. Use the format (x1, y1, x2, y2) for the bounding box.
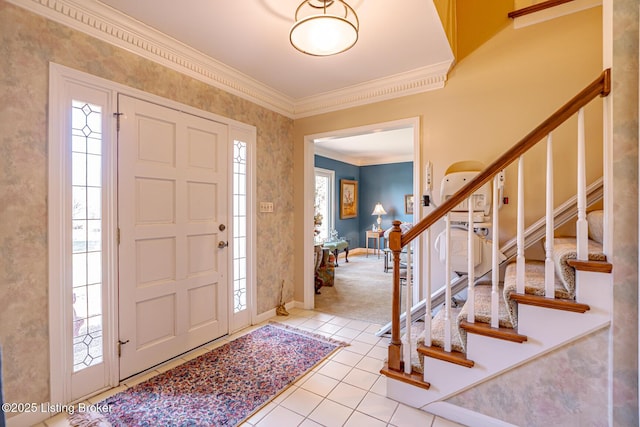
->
(611, 0, 639, 424)
(447, 329, 609, 426)
(0, 2, 294, 407)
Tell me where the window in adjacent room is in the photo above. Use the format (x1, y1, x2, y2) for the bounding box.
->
(314, 168, 335, 242)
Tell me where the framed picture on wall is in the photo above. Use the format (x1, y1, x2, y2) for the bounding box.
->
(404, 194, 414, 215)
(340, 179, 358, 219)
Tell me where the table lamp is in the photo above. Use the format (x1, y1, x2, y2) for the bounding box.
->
(371, 202, 387, 230)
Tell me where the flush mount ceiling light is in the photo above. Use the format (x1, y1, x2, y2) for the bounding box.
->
(290, 0, 359, 56)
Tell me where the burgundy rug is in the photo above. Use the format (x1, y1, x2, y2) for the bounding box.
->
(70, 323, 346, 427)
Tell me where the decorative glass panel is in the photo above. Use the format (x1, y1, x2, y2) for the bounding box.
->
(315, 174, 330, 242)
(71, 100, 103, 372)
(232, 140, 247, 313)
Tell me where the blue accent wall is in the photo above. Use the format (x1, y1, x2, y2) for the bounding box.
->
(360, 162, 414, 243)
(315, 156, 413, 247)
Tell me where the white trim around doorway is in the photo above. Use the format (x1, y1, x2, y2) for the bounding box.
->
(302, 117, 423, 310)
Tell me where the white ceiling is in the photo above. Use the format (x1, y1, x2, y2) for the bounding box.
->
(15, 0, 448, 163)
(92, 0, 443, 163)
(97, 0, 454, 101)
(315, 127, 415, 166)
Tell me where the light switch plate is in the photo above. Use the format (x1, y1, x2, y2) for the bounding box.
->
(260, 202, 274, 213)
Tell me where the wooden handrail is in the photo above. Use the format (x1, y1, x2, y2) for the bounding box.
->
(385, 69, 610, 373)
(508, 0, 575, 19)
(397, 68, 610, 250)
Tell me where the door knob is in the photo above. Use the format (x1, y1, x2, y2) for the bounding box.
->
(218, 241, 228, 249)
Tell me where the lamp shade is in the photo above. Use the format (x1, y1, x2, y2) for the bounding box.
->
(290, 0, 359, 56)
(371, 203, 387, 216)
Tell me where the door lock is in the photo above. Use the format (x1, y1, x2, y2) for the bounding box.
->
(219, 224, 226, 231)
(218, 241, 228, 249)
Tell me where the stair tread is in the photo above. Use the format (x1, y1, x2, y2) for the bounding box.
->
(418, 344, 475, 368)
(459, 319, 527, 343)
(567, 258, 612, 273)
(503, 260, 573, 328)
(380, 362, 430, 389)
(509, 292, 590, 312)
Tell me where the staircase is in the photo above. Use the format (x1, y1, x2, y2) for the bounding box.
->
(379, 69, 612, 419)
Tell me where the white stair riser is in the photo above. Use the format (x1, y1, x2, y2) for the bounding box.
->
(517, 304, 610, 341)
(575, 270, 613, 313)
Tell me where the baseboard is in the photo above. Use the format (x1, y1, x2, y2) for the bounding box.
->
(340, 247, 371, 257)
(254, 301, 297, 324)
(6, 408, 49, 427)
(424, 402, 518, 427)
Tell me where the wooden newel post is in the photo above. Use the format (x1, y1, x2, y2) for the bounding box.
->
(387, 220, 403, 371)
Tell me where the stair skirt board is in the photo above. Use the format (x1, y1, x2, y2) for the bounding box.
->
(424, 402, 519, 427)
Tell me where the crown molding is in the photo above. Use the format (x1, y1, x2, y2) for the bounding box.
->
(7, 0, 296, 117)
(8, 0, 452, 119)
(292, 61, 453, 119)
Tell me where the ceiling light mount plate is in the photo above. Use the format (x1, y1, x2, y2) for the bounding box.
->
(290, 0, 359, 56)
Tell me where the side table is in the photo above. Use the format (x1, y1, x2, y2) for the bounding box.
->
(365, 230, 385, 258)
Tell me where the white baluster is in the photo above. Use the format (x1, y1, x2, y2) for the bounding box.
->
(467, 197, 475, 323)
(517, 156, 526, 294)
(424, 228, 432, 347)
(444, 214, 452, 352)
(576, 108, 588, 260)
(545, 133, 555, 298)
(404, 241, 413, 374)
(491, 176, 500, 328)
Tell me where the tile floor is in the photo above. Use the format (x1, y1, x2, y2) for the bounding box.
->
(38, 308, 465, 427)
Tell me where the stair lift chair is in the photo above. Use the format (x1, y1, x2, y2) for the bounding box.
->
(434, 163, 506, 281)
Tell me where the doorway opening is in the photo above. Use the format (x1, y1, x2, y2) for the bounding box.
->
(302, 118, 422, 317)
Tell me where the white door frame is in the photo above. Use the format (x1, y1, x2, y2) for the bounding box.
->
(302, 117, 423, 309)
(48, 63, 256, 406)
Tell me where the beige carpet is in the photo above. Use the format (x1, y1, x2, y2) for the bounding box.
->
(314, 253, 405, 325)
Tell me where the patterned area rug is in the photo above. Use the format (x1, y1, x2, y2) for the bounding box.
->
(69, 323, 346, 427)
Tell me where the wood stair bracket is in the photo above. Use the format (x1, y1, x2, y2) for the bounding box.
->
(418, 345, 475, 368)
(509, 293, 590, 313)
(459, 320, 528, 344)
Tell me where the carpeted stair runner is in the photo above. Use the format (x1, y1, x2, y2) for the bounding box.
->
(405, 320, 426, 374)
(502, 260, 570, 328)
(416, 307, 465, 357)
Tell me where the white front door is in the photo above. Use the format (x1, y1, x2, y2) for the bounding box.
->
(117, 95, 229, 379)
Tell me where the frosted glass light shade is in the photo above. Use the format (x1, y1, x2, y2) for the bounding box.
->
(290, 1, 359, 56)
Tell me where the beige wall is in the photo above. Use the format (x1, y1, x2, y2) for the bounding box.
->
(292, 7, 611, 423)
(0, 2, 295, 408)
(294, 7, 603, 302)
